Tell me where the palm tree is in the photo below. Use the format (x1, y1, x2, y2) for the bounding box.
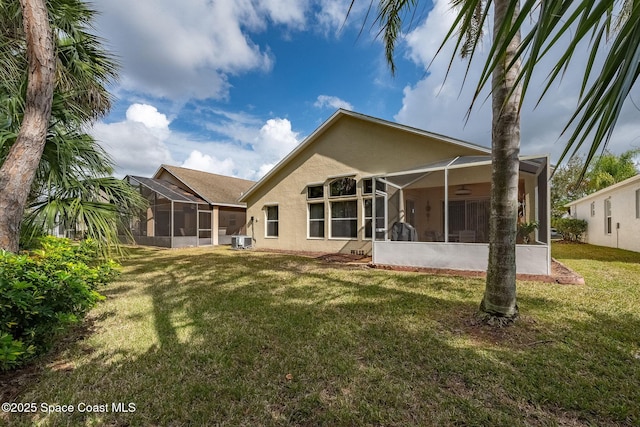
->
(0, 0, 125, 254)
(349, 0, 638, 321)
(0, 0, 55, 253)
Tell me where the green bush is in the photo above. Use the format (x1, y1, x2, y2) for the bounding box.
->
(554, 218, 588, 242)
(0, 237, 118, 371)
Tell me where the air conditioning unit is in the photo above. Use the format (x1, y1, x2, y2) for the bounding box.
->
(231, 235, 252, 249)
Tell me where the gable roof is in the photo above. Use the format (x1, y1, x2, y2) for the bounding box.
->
(565, 173, 640, 207)
(155, 165, 255, 207)
(239, 109, 491, 203)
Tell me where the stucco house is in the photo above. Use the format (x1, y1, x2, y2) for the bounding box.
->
(239, 109, 551, 275)
(565, 174, 640, 252)
(125, 165, 254, 248)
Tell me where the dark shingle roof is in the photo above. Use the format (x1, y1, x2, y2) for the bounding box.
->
(159, 165, 255, 206)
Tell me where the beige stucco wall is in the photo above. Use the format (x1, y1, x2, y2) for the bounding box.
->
(572, 180, 640, 252)
(244, 114, 490, 254)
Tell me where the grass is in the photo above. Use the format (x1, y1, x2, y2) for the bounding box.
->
(2, 243, 640, 426)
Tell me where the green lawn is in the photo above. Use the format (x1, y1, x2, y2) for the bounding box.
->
(2, 243, 640, 426)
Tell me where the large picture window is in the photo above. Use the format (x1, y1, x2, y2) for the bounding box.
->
(331, 200, 357, 238)
(329, 177, 356, 197)
(308, 203, 325, 238)
(265, 205, 279, 237)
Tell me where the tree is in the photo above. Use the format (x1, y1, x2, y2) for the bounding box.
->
(586, 149, 639, 192)
(551, 149, 639, 218)
(0, 0, 126, 254)
(350, 0, 523, 320)
(0, 0, 55, 253)
(350, 0, 639, 322)
(551, 155, 589, 219)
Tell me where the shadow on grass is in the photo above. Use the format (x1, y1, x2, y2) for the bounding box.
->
(6, 246, 640, 427)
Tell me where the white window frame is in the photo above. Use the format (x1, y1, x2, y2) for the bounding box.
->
(329, 199, 358, 240)
(363, 196, 386, 240)
(306, 183, 324, 200)
(362, 178, 387, 195)
(604, 198, 612, 235)
(265, 205, 279, 238)
(590, 201, 595, 217)
(328, 177, 357, 198)
(307, 202, 325, 239)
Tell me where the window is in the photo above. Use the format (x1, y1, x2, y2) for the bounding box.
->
(590, 201, 595, 217)
(362, 178, 387, 195)
(308, 203, 325, 238)
(307, 184, 324, 199)
(604, 198, 612, 234)
(636, 189, 640, 219)
(265, 205, 278, 237)
(331, 200, 357, 238)
(329, 177, 356, 197)
(364, 197, 385, 239)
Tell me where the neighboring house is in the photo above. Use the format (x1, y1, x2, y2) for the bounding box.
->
(565, 174, 640, 252)
(125, 165, 255, 248)
(239, 109, 551, 275)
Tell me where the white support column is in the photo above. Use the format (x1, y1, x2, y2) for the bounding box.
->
(444, 168, 449, 243)
(212, 206, 219, 246)
(170, 200, 174, 248)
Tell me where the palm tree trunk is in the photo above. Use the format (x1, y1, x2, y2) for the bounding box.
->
(0, 0, 55, 252)
(481, 0, 522, 318)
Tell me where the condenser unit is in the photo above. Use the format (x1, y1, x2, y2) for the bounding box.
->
(231, 235, 252, 249)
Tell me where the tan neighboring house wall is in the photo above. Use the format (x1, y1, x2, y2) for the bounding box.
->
(566, 174, 640, 253)
(241, 110, 492, 254)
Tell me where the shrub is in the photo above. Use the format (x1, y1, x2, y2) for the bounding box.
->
(518, 221, 539, 244)
(0, 237, 118, 371)
(554, 218, 588, 242)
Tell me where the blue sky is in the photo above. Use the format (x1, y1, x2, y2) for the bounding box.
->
(90, 0, 640, 180)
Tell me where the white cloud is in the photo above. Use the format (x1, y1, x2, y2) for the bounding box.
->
(92, 104, 174, 177)
(254, 118, 300, 160)
(182, 151, 236, 176)
(314, 95, 354, 111)
(125, 104, 171, 129)
(94, 0, 316, 101)
(92, 103, 300, 180)
(395, 0, 640, 164)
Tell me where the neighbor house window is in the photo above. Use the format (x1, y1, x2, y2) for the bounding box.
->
(590, 202, 595, 217)
(308, 203, 325, 238)
(362, 178, 387, 195)
(307, 184, 324, 199)
(265, 205, 278, 237)
(636, 189, 640, 219)
(329, 177, 356, 197)
(330, 200, 357, 238)
(604, 198, 612, 234)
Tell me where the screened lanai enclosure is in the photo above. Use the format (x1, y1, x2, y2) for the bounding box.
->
(125, 176, 246, 248)
(370, 155, 551, 275)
